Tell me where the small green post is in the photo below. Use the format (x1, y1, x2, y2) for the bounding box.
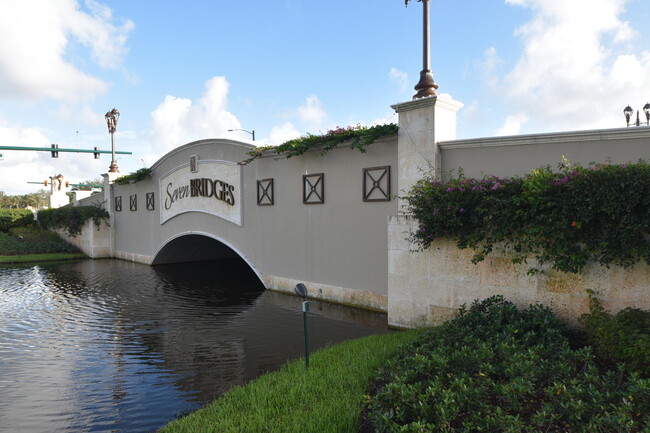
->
(295, 283, 310, 369)
(302, 300, 310, 368)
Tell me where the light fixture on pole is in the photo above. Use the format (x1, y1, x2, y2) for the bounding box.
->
(105, 108, 120, 172)
(405, 0, 438, 99)
(624, 103, 650, 127)
(228, 128, 255, 141)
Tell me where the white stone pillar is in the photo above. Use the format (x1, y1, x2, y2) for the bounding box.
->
(391, 95, 463, 200)
(102, 172, 121, 257)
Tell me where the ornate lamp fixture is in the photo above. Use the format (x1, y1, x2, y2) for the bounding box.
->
(105, 108, 120, 172)
(624, 103, 650, 127)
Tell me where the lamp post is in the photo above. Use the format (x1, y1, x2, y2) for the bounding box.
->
(405, 0, 438, 99)
(105, 108, 120, 172)
(228, 128, 255, 141)
(624, 103, 650, 127)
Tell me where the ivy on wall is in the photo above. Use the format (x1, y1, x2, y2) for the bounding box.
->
(403, 159, 650, 274)
(38, 204, 110, 237)
(240, 123, 398, 165)
(115, 168, 152, 185)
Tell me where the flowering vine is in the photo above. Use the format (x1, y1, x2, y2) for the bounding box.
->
(404, 160, 650, 274)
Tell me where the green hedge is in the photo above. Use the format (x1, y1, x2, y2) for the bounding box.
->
(38, 205, 109, 237)
(580, 291, 650, 377)
(0, 208, 36, 232)
(404, 160, 650, 274)
(365, 296, 650, 432)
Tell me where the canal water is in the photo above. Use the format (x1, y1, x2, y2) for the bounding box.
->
(0, 259, 388, 433)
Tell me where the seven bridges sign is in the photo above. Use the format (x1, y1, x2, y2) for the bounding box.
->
(160, 157, 242, 226)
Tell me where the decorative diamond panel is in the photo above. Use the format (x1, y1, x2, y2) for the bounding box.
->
(114, 196, 122, 212)
(257, 178, 274, 206)
(303, 173, 324, 204)
(363, 166, 391, 202)
(146, 192, 155, 210)
(130, 194, 137, 211)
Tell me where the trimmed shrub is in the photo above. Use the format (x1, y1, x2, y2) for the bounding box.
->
(364, 296, 650, 432)
(579, 291, 650, 377)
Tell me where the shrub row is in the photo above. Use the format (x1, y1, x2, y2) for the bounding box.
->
(0, 208, 36, 232)
(404, 160, 650, 273)
(0, 229, 79, 255)
(38, 204, 109, 237)
(364, 296, 649, 432)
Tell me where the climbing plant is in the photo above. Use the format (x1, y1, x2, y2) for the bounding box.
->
(403, 159, 650, 274)
(240, 123, 398, 164)
(38, 204, 110, 237)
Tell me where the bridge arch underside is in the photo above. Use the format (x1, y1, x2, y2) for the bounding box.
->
(151, 234, 265, 289)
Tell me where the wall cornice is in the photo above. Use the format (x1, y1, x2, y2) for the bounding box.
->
(439, 127, 650, 150)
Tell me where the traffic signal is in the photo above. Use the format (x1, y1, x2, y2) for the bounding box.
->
(51, 144, 59, 158)
(94, 146, 100, 159)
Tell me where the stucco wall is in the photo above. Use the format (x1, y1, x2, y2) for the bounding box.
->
(439, 127, 650, 179)
(107, 136, 398, 311)
(388, 216, 650, 329)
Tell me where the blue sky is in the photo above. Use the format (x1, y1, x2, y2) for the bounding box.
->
(1, 0, 649, 194)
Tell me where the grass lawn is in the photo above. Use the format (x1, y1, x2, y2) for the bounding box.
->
(158, 330, 421, 433)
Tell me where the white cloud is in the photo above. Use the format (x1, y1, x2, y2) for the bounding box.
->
(266, 122, 301, 145)
(297, 95, 326, 126)
(149, 76, 241, 157)
(499, 0, 650, 132)
(389, 67, 409, 92)
(0, 119, 106, 195)
(496, 113, 528, 136)
(0, 0, 133, 102)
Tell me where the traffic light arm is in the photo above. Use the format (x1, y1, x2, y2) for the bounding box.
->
(0, 145, 132, 155)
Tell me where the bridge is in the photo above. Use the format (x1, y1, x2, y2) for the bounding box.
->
(69, 96, 650, 327)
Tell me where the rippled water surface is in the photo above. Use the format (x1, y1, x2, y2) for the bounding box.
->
(0, 259, 388, 432)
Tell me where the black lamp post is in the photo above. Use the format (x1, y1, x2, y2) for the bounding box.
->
(624, 103, 650, 127)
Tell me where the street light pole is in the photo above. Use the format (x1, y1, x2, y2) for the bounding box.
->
(105, 108, 120, 173)
(228, 128, 255, 141)
(406, 0, 439, 99)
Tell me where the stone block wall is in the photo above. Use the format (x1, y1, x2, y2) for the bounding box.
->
(388, 215, 650, 328)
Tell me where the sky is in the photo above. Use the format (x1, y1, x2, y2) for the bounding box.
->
(1, 0, 649, 195)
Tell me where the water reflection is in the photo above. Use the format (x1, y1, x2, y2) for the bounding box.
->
(0, 259, 388, 432)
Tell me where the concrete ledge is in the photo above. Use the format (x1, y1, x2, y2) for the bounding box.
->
(265, 274, 387, 313)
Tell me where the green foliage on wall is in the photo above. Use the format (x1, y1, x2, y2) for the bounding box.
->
(404, 159, 650, 274)
(241, 123, 398, 164)
(115, 168, 152, 185)
(0, 208, 36, 232)
(38, 204, 109, 237)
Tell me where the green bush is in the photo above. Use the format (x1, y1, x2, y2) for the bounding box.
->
(364, 296, 650, 432)
(404, 160, 650, 274)
(38, 204, 109, 237)
(0, 228, 79, 255)
(241, 123, 398, 164)
(579, 291, 650, 377)
(0, 208, 36, 232)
